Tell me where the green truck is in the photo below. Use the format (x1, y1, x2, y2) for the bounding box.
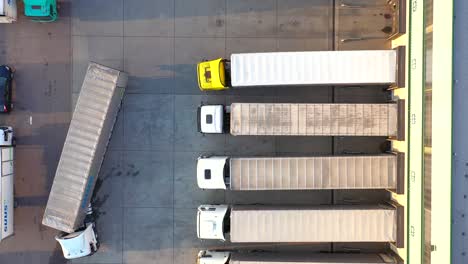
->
(23, 0, 57, 22)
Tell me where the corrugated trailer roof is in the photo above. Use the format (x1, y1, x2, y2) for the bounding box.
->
(230, 49, 404, 87)
(230, 252, 402, 264)
(230, 205, 402, 244)
(230, 102, 404, 139)
(42, 63, 127, 233)
(230, 154, 404, 193)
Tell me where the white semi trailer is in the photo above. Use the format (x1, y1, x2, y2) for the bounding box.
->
(198, 101, 405, 140)
(43, 63, 127, 259)
(197, 47, 406, 91)
(0, 0, 17, 23)
(197, 204, 404, 247)
(0, 126, 14, 242)
(197, 251, 403, 264)
(197, 154, 404, 194)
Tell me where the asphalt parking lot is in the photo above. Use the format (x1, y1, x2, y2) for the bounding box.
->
(0, 1, 394, 263)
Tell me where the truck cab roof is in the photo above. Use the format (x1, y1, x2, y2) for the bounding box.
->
(0, 126, 13, 146)
(198, 105, 224, 134)
(197, 58, 228, 91)
(197, 250, 230, 264)
(55, 224, 97, 259)
(24, 0, 57, 22)
(197, 205, 228, 240)
(197, 156, 228, 189)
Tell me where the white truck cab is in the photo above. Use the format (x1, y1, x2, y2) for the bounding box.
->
(0, 126, 14, 243)
(197, 250, 230, 264)
(197, 205, 229, 240)
(0, 126, 14, 146)
(197, 156, 228, 189)
(56, 223, 98, 259)
(197, 105, 226, 134)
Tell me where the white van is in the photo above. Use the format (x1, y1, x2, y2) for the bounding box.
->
(0, 126, 14, 242)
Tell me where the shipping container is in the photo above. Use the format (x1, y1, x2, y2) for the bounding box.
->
(42, 63, 127, 233)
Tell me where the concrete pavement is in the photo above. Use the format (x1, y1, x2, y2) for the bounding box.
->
(0, 0, 394, 263)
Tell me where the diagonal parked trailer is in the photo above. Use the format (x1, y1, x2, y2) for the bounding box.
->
(42, 63, 127, 259)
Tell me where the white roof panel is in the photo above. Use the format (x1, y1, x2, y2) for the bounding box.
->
(230, 205, 397, 243)
(230, 155, 397, 190)
(230, 50, 397, 87)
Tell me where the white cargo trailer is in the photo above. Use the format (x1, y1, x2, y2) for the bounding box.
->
(198, 101, 405, 140)
(197, 251, 403, 264)
(0, 0, 17, 23)
(0, 126, 14, 242)
(197, 47, 405, 91)
(43, 63, 127, 259)
(197, 154, 404, 194)
(197, 204, 404, 247)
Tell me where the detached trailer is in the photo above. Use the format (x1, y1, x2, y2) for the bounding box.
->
(197, 251, 403, 264)
(0, 0, 17, 23)
(197, 204, 404, 247)
(197, 154, 404, 194)
(0, 127, 14, 242)
(198, 101, 405, 140)
(197, 47, 405, 91)
(43, 63, 127, 259)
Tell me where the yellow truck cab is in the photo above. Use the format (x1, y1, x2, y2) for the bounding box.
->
(197, 58, 228, 91)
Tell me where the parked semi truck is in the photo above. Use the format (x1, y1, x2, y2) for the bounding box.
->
(197, 251, 403, 264)
(0, 127, 14, 242)
(197, 47, 405, 91)
(0, 0, 17, 23)
(197, 154, 404, 194)
(197, 204, 403, 247)
(43, 63, 127, 259)
(23, 0, 58, 22)
(198, 101, 405, 140)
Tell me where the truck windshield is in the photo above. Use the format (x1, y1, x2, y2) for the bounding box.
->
(223, 161, 230, 186)
(222, 208, 230, 235)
